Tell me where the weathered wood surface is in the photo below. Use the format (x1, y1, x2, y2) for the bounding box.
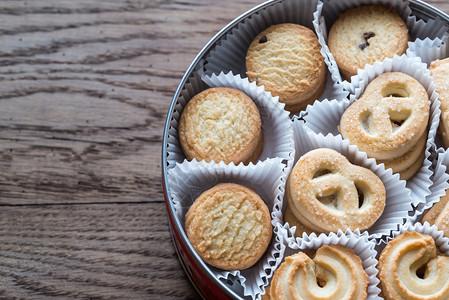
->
(0, 0, 448, 299)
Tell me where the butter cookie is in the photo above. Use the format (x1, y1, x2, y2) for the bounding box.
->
(185, 183, 272, 271)
(246, 23, 326, 113)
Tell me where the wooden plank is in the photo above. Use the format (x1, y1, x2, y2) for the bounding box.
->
(0, 203, 200, 299)
(0, 0, 259, 205)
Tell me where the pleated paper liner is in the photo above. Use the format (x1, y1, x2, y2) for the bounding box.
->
(166, 71, 295, 170)
(407, 33, 449, 152)
(410, 151, 449, 223)
(316, 0, 449, 86)
(286, 120, 414, 242)
(168, 158, 287, 299)
(304, 54, 440, 208)
(202, 0, 348, 113)
(265, 226, 381, 300)
(377, 222, 449, 255)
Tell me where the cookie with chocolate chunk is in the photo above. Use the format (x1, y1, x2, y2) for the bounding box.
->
(328, 5, 409, 81)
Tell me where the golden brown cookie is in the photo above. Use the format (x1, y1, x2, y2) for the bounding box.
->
(283, 206, 314, 238)
(185, 183, 272, 271)
(378, 231, 449, 300)
(269, 245, 368, 300)
(328, 5, 409, 81)
(286, 148, 386, 234)
(377, 134, 426, 180)
(422, 189, 449, 237)
(246, 23, 326, 113)
(340, 72, 429, 179)
(430, 58, 449, 148)
(178, 87, 263, 165)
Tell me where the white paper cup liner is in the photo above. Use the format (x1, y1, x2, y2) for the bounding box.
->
(378, 222, 449, 256)
(316, 0, 449, 85)
(203, 0, 348, 112)
(411, 151, 449, 223)
(407, 34, 449, 152)
(167, 158, 286, 299)
(407, 34, 449, 66)
(304, 54, 439, 208)
(166, 71, 295, 171)
(166, 66, 205, 169)
(267, 226, 381, 300)
(286, 120, 413, 241)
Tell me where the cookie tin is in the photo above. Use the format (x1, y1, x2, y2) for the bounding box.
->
(161, 0, 449, 299)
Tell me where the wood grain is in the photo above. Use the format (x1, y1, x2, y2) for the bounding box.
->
(0, 0, 447, 299)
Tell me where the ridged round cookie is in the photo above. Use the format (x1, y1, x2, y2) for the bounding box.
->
(185, 183, 272, 271)
(328, 5, 409, 81)
(269, 245, 368, 300)
(178, 87, 263, 165)
(246, 23, 326, 113)
(378, 231, 449, 300)
(430, 58, 449, 148)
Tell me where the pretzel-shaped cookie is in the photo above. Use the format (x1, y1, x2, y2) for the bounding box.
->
(269, 245, 368, 300)
(340, 72, 429, 160)
(286, 148, 385, 233)
(379, 231, 449, 300)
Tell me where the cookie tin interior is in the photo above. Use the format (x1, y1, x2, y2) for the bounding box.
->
(161, 0, 449, 299)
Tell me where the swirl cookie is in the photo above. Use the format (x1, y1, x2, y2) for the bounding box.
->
(286, 148, 385, 234)
(378, 231, 449, 300)
(246, 23, 326, 113)
(430, 58, 449, 148)
(340, 72, 429, 179)
(328, 5, 409, 81)
(185, 183, 272, 271)
(269, 245, 368, 300)
(422, 189, 449, 237)
(178, 87, 263, 165)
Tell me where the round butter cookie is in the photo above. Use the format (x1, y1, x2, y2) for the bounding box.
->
(185, 183, 272, 271)
(328, 5, 409, 81)
(246, 23, 326, 113)
(378, 231, 449, 300)
(178, 87, 263, 165)
(269, 245, 368, 300)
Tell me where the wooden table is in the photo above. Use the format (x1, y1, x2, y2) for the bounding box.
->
(0, 0, 448, 299)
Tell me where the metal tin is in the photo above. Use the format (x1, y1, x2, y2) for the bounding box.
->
(161, 1, 449, 299)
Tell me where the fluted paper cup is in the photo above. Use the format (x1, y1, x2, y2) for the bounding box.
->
(166, 71, 295, 171)
(378, 222, 449, 255)
(284, 120, 414, 242)
(264, 226, 381, 300)
(407, 34, 449, 152)
(167, 158, 286, 299)
(411, 151, 449, 223)
(316, 0, 449, 84)
(304, 54, 439, 208)
(203, 0, 348, 113)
